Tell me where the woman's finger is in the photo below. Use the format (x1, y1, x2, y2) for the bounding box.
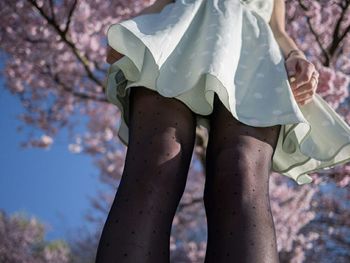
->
(294, 90, 314, 101)
(293, 60, 315, 91)
(292, 77, 317, 97)
(312, 75, 319, 92)
(298, 96, 314, 106)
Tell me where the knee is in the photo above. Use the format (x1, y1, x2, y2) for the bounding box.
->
(213, 144, 272, 176)
(214, 146, 254, 172)
(205, 146, 271, 202)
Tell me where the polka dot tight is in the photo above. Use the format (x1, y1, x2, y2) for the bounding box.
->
(203, 94, 281, 263)
(95, 87, 197, 263)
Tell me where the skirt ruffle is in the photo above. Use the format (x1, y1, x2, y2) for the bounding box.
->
(105, 0, 350, 185)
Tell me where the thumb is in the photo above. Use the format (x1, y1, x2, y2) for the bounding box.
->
(285, 59, 297, 77)
(285, 60, 298, 87)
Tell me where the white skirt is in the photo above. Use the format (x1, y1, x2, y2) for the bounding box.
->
(105, 0, 350, 185)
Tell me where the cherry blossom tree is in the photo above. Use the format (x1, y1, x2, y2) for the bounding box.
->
(0, 210, 71, 263)
(0, 0, 349, 262)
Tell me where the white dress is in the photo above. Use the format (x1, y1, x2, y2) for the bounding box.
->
(105, 0, 350, 185)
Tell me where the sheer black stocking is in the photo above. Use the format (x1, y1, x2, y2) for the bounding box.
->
(96, 87, 197, 263)
(203, 94, 281, 263)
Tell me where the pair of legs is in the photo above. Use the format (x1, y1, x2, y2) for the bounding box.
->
(95, 86, 281, 263)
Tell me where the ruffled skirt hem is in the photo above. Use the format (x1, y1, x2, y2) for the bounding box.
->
(105, 0, 350, 185)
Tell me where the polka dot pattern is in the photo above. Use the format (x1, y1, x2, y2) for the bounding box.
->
(95, 87, 197, 262)
(203, 97, 281, 262)
(106, 0, 350, 186)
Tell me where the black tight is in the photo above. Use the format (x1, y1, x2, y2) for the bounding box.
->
(95, 88, 281, 263)
(204, 94, 281, 263)
(95, 87, 197, 262)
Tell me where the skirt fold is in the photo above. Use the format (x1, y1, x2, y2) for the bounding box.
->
(105, 0, 350, 185)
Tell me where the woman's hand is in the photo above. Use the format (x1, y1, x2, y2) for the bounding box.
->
(106, 44, 125, 64)
(284, 50, 319, 106)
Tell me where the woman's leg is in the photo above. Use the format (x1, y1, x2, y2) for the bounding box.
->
(96, 87, 197, 263)
(203, 94, 281, 263)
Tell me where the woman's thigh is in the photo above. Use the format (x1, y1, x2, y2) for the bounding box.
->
(206, 93, 281, 178)
(127, 86, 197, 165)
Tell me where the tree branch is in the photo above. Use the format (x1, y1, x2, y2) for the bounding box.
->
(42, 64, 108, 102)
(335, 1, 350, 45)
(177, 196, 203, 211)
(48, 0, 56, 23)
(297, 0, 330, 65)
(63, 0, 78, 35)
(26, 0, 104, 88)
(328, 0, 350, 64)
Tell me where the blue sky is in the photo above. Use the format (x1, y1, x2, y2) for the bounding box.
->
(0, 78, 108, 241)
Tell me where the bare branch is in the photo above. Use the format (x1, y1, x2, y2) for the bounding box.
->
(177, 196, 203, 211)
(26, 0, 104, 88)
(328, 0, 350, 63)
(297, 0, 331, 65)
(336, 1, 350, 43)
(63, 0, 78, 35)
(40, 63, 108, 102)
(52, 72, 107, 103)
(48, 0, 56, 23)
(23, 36, 46, 44)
